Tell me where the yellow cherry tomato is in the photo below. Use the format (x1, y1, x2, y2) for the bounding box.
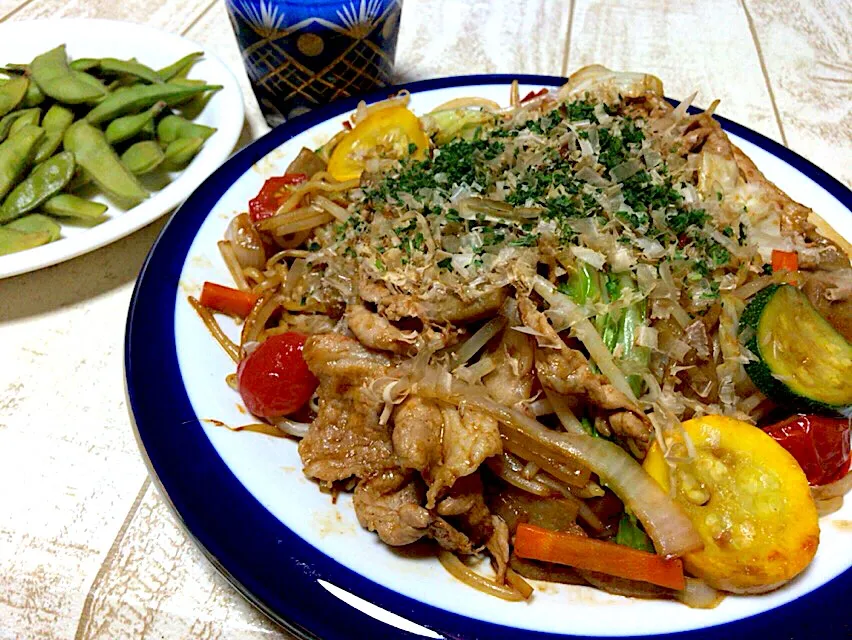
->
(328, 106, 429, 182)
(643, 415, 819, 594)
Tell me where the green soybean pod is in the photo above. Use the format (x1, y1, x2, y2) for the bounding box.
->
(121, 140, 165, 174)
(161, 136, 204, 171)
(0, 151, 76, 223)
(33, 104, 75, 164)
(6, 213, 61, 241)
(0, 76, 29, 117)
(22, 79, 45, 107)
(0, 124, 44, 201)
(69, 58, 100, 72)
(157, 52, 203, 81)
(156, 114, 216, 145)
(31, 45, 108, 104)
(0, 226, 50, 255)
(98, 58, 164, 85)
(104, 101, 166, 145)
(8, 108, 41, 136)
(63, 120, 147, 206)
(85, 82, 222, 124)
(42, 193, 107, 219)
(0, 110, 27, 143)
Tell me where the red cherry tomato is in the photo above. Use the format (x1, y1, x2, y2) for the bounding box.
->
(248, 173, 307, 222)
(763, 414, 850, 485)
(237, 332, 319, 418)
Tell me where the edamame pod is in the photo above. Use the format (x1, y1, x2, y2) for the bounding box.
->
(31, 45, 108, 104)
(0, 110, 27, 143)
(85, 82, 222, 123)
(121, 140, 165, 174)
(156, 114, 216, 144)
(0, 124, 44, 200)
(22, 79, 45, 107)
(0, 226, 50, 255)
(98, 58, 164, 84)
(8, 108, 41, 136)
(42, 193, 107, 219)
(157, 52, 203, 81)
(105, 101, 166, 145)
(69, 58, 100, 72)
(0, 76, 29, 116)
(0, 151, 76, 223)
(63, 120, 147, 206)
(161, 136, 204, 171)
(33, 104, 74, 163)
(6, 213, 60, 241)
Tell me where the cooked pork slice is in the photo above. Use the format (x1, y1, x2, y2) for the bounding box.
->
(352, 469, 491, 554)
(379, 287, 509, 324)
(420, 288, 509, 324)
(353, 470, 432, 546)
(298, 334, 397, 484)
(801, 268, 852, 342)
(428, 517, 476, 554)
(518, 297, 652, 446)
(392, 396, 443, 474)
(426, 405, 502, 508)
(483, 325, 535, 410)
(487, 515, 510, 584)
(346, 304, 419, 355)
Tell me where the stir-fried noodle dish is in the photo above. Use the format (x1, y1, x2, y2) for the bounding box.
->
(193, 66, 852, 606)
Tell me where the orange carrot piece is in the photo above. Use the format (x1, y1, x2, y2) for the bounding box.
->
(514, 523, 685, 591)
(200, 282, 259, 317)
(771, 249, 798, 283)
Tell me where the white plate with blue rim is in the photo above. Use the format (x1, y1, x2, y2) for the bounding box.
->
(125, 75, 851, 640)
(0, 18, 244, 279)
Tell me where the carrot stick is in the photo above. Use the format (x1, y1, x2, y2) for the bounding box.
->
(514, 523, 685, 590)
(771, 250, 798, 283)
(199, 282, 259, 317)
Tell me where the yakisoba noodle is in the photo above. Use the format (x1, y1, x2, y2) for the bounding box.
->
(194, 65, 852, 606)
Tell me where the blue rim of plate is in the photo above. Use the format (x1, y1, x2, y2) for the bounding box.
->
(125, 74, 851, 640)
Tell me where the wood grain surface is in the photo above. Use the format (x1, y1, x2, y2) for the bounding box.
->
(0, 1, 848, 638)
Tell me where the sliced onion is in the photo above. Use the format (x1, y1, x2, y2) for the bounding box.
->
(225, 213, 266, 270)
(419, 377, 702, 557)
(732, 272, 786, 300)
(283, 258, 308, 299)
(528, 396, 554, 416)
(273, 417, 311, 438)
(438, 551, 527, 601)
(533, 275, 639, 405)
(811, 471, 852, 501)
(312, 194, 350, 222)
(451, 316, 507, 368)
(676, 577, 724, 609)
(543, 387, 585, 435)
(815, 496, 844, 517)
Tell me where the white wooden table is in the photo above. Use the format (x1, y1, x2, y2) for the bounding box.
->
(0, 1, 848, 637)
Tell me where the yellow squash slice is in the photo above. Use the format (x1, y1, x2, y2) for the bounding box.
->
(643, 415, 819, 593)
(328, 106, 429, 182)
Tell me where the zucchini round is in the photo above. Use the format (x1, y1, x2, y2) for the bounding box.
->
(739, 284, 852, 411)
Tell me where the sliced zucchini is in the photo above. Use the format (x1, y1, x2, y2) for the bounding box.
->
(740, 284, 852, 410)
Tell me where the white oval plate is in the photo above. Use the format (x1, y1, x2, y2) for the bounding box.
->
(127, 76, 851, 640)
(0, 18, 244, 279)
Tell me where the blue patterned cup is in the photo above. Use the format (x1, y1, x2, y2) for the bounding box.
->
(225, 0, 404, 127)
